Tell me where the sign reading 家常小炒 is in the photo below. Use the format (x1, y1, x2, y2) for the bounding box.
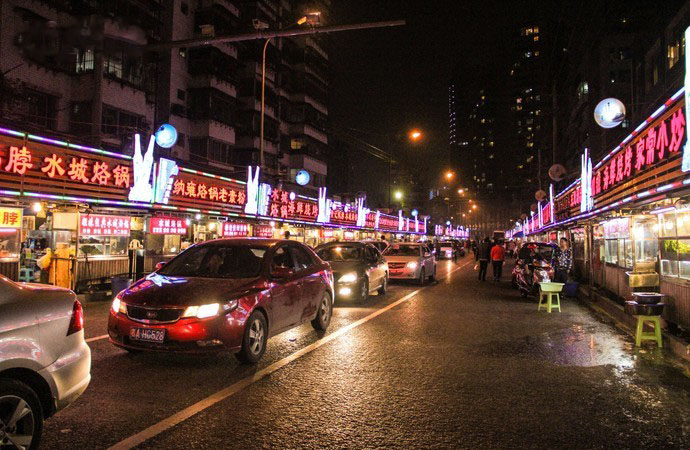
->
(592, 98, 685, 198)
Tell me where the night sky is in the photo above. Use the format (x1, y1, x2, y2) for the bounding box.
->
(328, 0, 536, 177)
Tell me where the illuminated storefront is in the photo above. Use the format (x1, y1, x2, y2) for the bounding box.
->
(522, 83, 690, 331)
(0, 127, 427, 289)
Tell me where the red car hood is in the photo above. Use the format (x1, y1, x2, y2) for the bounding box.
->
(120, 274, 263, 308)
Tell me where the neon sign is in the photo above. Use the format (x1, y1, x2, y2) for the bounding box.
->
(150, 217, 187, 235)
(592, 101, 685, 197)
(268, 189, 318, 221)
(221, 222, 250, 237)
(128, 134, 156, 202)
(0, 207, 22, 228)
(80, 214, 130, 236)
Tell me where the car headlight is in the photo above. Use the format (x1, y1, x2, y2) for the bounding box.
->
(406, 261, 418, 270)
(111, 295, 127, 314)
(182, 303, 220, 319)
(339, 272, 358, 283)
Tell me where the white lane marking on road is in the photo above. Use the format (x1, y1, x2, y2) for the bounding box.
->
(109, 260, 473, 450)
(86, 334, 109, 343)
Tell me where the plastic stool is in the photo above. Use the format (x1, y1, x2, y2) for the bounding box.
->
(538, 282, 564, 313)
(19, 267, 34, 282)
(538, 291, 561, 313)
(634, 315, 662, 348)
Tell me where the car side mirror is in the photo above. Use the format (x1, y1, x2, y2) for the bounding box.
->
(271, 266, 293, 279)
(155, 261, 166, 271)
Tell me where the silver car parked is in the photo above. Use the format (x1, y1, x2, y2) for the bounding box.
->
(0, 276, 91, 449)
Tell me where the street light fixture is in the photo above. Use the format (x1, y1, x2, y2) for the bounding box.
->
(457, 188, 464, 194)
(260, 14, 320, 170)
(472, 204, 478, 210)
(394, 190, 403, 200)
(409, 129, 422, 141)
(445, 171, 454, 180)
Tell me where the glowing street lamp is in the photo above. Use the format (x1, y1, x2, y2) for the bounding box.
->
(445, 171, 454, 180)
(457, 188, 464, 194)
(394, 190, 403, 201)
(472, 204, 478, 210)
(409, 129, 423, 141)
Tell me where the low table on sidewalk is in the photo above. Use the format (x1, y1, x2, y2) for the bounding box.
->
(538, 282, 564, 313)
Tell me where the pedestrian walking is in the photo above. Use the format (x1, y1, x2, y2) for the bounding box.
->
(490, 240, 505, 282)
(552, 237, 572, 283)
(478, 237, 491, 281)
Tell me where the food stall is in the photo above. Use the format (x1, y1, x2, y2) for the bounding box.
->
(144, 216, 189, 271)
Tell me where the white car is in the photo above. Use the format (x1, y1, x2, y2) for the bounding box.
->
(0, 276, 91, 449)
(383, 242, 436, 284)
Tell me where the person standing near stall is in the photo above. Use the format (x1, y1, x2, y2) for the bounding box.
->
(490, 239, 506, 282)
(477, 237, 491, 281)
(553, 237, 572, 283)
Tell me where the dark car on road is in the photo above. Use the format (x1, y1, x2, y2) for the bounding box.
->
(314, 241, 388, 303)
(108, 239, 334, 363)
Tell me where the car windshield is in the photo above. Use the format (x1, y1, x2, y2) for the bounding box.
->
(316, 245, 363, 261)
(158, 245, 266, 278)
(383, 245, 420, 257)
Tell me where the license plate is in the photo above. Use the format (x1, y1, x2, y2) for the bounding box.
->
(391, 270, 402, 275)
(129, 327, 166, 343)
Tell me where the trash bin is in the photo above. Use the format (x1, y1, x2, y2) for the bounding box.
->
(111, 276, 132, 297)
(563, 281, 578, 297)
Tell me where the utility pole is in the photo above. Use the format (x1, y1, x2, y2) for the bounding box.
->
(145, 20, 406, 51)
(146, 20, 405, 174)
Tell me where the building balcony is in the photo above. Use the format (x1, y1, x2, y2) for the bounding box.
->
(289, 124, 328, 145)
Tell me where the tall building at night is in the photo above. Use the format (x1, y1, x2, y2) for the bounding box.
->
(0, 0, 329, 193)
(508, 24, 548, 198)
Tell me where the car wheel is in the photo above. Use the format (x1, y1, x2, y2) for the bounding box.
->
(377, 274, 388, 295)
(357, 278, 369, 304)
(417, 268, 426, 285)
(235, 311, 268, 364)
(0, 378, 43, 450)
(311, 293, 332, 330)
(428, 267, 436, 282)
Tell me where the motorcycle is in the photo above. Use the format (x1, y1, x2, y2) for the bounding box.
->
(512, 258, 554, 297)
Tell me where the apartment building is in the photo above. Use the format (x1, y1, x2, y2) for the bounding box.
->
(0, 0, 329, 193)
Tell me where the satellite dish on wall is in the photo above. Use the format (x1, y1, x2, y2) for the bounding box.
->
(520, 213, 528, 220)
(530, 203, 538, 213)
(535, 190, 547, 201)
(548, 164, 567, 181)
(594, 98, 626, 128)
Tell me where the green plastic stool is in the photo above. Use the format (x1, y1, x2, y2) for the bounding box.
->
(634, 315, 662, 348)
(538, 291, 561, 313)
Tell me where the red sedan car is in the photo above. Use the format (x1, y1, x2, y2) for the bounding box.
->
(108, 238, 334, 363)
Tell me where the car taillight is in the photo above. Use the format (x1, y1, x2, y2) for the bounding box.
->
(67, 300, 84, 336)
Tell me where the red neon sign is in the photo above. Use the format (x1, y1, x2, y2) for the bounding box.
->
(80, 214, 130, 236)
(150, 217, 188, 235)
(268, 190, 318, 221)
(593, 102, 685, 197)
(253, 225, 274, 238)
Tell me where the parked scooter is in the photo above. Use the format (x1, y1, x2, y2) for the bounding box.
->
(512, 258, 554, 297)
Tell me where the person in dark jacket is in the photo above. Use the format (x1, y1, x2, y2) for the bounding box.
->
(552, 238, 572, 283)
(477, 237, 491, 281)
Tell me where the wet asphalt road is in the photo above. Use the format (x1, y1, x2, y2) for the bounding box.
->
(42, 259, 690, 449)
